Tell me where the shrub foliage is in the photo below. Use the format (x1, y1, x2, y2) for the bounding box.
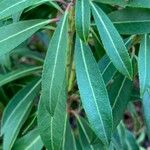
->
(0, 0, 150, 149)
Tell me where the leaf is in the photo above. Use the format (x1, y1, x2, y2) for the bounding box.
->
(98, 55, 117, 86)
(90, 2, 133, 79)
(138, 34, 150, 96)
(41, 11, 68, 115)
(46, 1, 63, 13)
(12, 47, 44, 62)
(0, 0, 49, 20)
(108, 73, 132, 129)
(61, 120, 77, 150)
(0, 53, 11, 69)
(109, 8, 150, 34)
(113, 122, 140, 150)
(75, 114, 106, 149)
(75, 114, 95, 150)
(90, 28, 105, 61)
(93, 0, 150, 8)
(125, 130, 140, 150)
(75, 0, 90, 42)
(0, 66, 42, 87)
(112, 122, 126, 150)
(38, 80, 67, 150)
(37, 97, 52, 149)
(98, 35, 135, 85)
(0, 19, 52, 56)
(143, 90, 150, 139)
(75, 37, 113, 146)
(1, 78, 41, 150)
(12, 128, 43, 150)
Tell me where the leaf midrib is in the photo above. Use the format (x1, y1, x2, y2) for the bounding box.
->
(0, 0, 27, 16)
(143, 34, 147, 94)
(75, 114, 94, 150)
(79, 39, 108, 144)
(112, 77, 126, 110)
(8, 100, 33, 150)
(2, 79, 41, 131)
(0, 20, 49, 43)
(0, 66, 42, 86)
(49, 12, 68, 112)
(91, 3, 131, 79)
(25, 136, 41, 150)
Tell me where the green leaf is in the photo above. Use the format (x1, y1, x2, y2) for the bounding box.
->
(0, 66, 42, 87)
(138, 34, 150, 96)
(1, 78, 41, 150)
(98, 55, 117, 86)
(75, 114, 106, 149)
(0, 19, 51, 56)
(143, 90, 150, 139)
(12, 47, 44, 62)
(12, 128, 43, 150)
(93, 0, 150, 8)
(75, 114, 95, 150)
(0, 0, 49, 20)
(90, 28, 105, 61)
(75, 0, 90, 42)
(38, 80, 67, 150)
(98, 35, 135, 86)
(37, 97, 52, 149)
(112, 122, 126, 150)
(91, 2, 133, 79)
(108, 73, 132, 129)
(113, 122, 140, 150)
(40, 11, 68, 115)
(61, 120, 77, 150)
(46, 1, 63, 13)
(75, 37, 113, 146)
(125, 130, 140, 150)
(109, 8, 150, 34)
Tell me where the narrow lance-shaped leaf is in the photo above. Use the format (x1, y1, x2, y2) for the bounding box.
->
(51, 93, 67, 149)
(12, 128, 43, 150)
(125, 130, 140, 150)
(0, 0, 50, 20)
(41, 9, 68, 115)
(75, 114, 95, 150)
(93, 0, 150, 8)
(38, 80, 67, 150)
(138, 34, 150, 96)
(107, 73, 132, 129)
(98, 55, 117, 85)
(112, 122, 140, 150)
(75, 37, 113, 146)
(1, 78, 41, 150)
(37, 96, 52, 149)
(75, 114, 106, 150)
(108, 8, 150, 35)
(0, 66, 42, 87)
(0, 19, 53, 56)
(75, 0, 90, 42)
(143, 90, 150, 139)
(61, 120, 77, 150)
(98, 35, 135, 85)
(90, 2, 133, 79)
(112, 122, 126, 150)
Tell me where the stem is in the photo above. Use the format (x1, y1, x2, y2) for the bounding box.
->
(49, 17, 60, 24)
(67, 5, 75, 92)
(68, 63, 75, 92)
